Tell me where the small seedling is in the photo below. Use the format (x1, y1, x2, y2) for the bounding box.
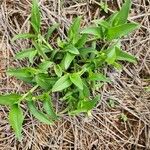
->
(144, 86, 150, 92)
(99, 1, 108, 13)
(0, 0, 139, 140)
(120, 113, 128, 122)
(108, 99, 116, 108)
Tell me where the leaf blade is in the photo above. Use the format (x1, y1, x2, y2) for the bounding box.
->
(70, 73, 83, 90)
(54, 64, 63, 77)
(52, 74, 72, 92)
(9, 104, 24, 140)
(15, 48, 37, 64)
(31, 0, 41, 33)
(113, 0, 131, 26)
(0, 94, 21, 106)
(46, 23, 59, 41)
(43, 94, 58, 120)
(27, 101, 53, 125)
(107, 23, 139, 40)
(116, 47, 137, 63)
(35, 73, 57, 90)
(7, 68, 36, 83)
(61, 52, 75, 70)
(81, 27, 102, 38)
(12, 34, 36, 41)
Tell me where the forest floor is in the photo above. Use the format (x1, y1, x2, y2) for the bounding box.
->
(0, 0, 150, 150)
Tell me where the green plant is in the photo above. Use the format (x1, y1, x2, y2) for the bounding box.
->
(99, 1, 108, 13)
(0, 0, 139, 140)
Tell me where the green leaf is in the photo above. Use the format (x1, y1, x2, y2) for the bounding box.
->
(107, 23, 139, 40)
(82, 80, 90, 98)
(54, 64, 63, 77)
(69, 97, 99, 115)
(107, 12, 119, 26)
(94, 20, 110, 28)
(79, 98, 98, 111)
(31, 0, 41, 33)
(35, 74, 57, 90)
(113, 0, 131, 26)
(144, 86, 150, 92)
(65, 45, 79, 55)
(9, 104, 24, 140)
(57, 37, 66, 48)
(75, 34, 88, 48)
(115, 47, 137, 63)
(81, 27, 102, 38)
(52, 74, 72, 92)
(61, 52, 75, 70)
(79, 48, 98, 59)
(100, 1, 108, 13)
(68, 17, 82, 44)
(43, 93, 58, 120)
(15, 48, 37, 64)
(89, 73, 110, 82)
(38, 61, 53, 72)
(32, 41, 49, 60)
(113, 62, 123, 70)
(27, 101, 53, 124)
(39, 35, 53, 51)
(12, 34, 36, 41)
(7, 68, 36, 83)
(108, 99, 116, 108)
(105, 46, 116, 64)
(70, 73, 83, 90)
(46, 23, 59, 41)
(0, 94, 21, 106)
(120, 113, 128, 122)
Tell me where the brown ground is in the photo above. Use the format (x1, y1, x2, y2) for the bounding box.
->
(0, 0, 150, 150)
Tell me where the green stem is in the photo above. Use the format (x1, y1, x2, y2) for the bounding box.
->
(18, 85, 39, 103)
(40, 35, 53, 51)
(87, 37, 100, 43)
(32, 40, 49, 61)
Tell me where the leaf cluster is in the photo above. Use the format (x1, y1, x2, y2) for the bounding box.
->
(0, 0, 139, 140)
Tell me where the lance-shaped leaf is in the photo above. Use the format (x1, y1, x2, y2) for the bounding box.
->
(113, 0, 131, 26)
(9, 104, 24, 140)
(15, 48, 37, 64)
(69, 96, 100, 115)
(35, 73, 57, 90)
(105, 46, 116, 64)
(0, 94, 21, 106)
(68, 17, 82, 44)
(7, 68, 36, 83)
(31, 0, 41, 33)
(61, 52, 75, 70)
(65, 45, 80, 55)
(43, 93, 58, 120)
(115, 47, 137, 63)
(46, 23, 59, 41)
(27, 101, 53, 124)
(38, 61, 53, 72)
(54, 64, 63, 77)
(81, 27, 103, 38)
(70, 73, 83, 90)
(12, 34, 36, 41)
(75, 34, 88, 48)
(52, 74, 72, 92)
(89, 73, 111, 82)
(107, 23, 139, 40)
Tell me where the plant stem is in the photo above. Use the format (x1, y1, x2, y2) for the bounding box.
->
(32, 40, 49, 61)
(87, 37, 100, 43)
(18, 85, 39, 103)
